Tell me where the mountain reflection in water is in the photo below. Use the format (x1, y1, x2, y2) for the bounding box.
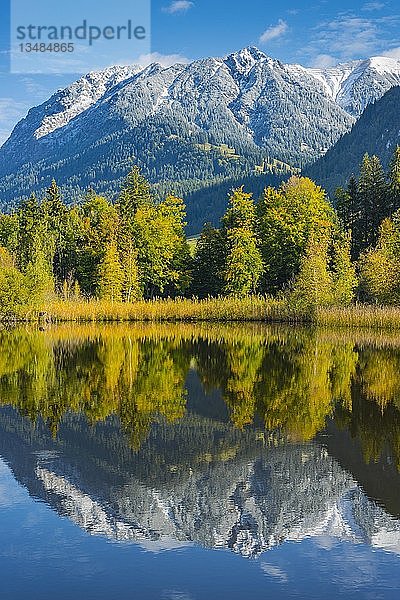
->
(1, 324, 400, 559)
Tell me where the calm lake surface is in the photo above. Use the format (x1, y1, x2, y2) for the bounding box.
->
(1, 324, 400, 599)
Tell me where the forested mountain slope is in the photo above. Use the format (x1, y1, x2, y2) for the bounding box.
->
(306, 86, 400, 192)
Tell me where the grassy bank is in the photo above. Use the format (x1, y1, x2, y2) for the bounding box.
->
(316, 304, 400, 329)
(11, 297, 400, 329)
(36, 296, 296, 323)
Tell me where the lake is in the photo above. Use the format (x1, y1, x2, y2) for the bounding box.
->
(0, 323, 400, 599)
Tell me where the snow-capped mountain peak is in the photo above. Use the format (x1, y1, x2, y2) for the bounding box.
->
(225, 46, 268, 74)
(307, 54, 400, 115)
(9, 48, 400, 145)
(367, 55, 400, 76)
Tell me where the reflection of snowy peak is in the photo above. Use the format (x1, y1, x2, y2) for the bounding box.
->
(34, 444, 400, 558)
(1, 406, 400, 560)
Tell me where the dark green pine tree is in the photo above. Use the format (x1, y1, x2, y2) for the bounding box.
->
(42, 179, 68, 284)
(117, 166, 153, 300)
(388, 146, 400, 214)
(335, 176, 355, 227)
(335, 187, 350, 229)
(17, 193, 42, 271)
(347, 175, 360, 259)
(190, 223, 226, 298)
(117, 166, 152, 224)
(354, 154, 388, 255)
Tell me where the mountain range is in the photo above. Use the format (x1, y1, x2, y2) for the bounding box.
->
(1, 47, 400, 231)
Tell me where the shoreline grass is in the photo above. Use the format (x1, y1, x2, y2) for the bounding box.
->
(6, 297, 400, 329)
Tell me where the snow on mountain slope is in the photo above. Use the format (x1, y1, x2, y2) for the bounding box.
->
(18, 47, 400, 144)
(34, 66, 142, 140)
(0, 46, 355, 168)
(308, 55, 400, 116)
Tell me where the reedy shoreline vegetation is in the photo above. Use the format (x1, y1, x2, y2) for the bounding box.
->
(8, 297, 400, 329)
(0, 147, 399, 324)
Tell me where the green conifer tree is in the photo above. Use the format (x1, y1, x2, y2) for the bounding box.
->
(42, 179, 68, 283)
(118, 166, 152, 220)
(191, 223, 225, 298)
(17, 193, 42, 271)
(355, 154, 388, 254)
(388, 146, 400, 214)
(335, 175, 358, 244)
(117, 166, 152, 300)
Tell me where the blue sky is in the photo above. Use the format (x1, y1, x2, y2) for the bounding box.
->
(0, 0, 399, 144)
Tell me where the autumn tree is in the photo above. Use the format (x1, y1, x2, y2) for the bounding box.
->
(359, 214, 400, 304)
(97, 240, 124, 302)
(117, 166, 151, 300)
(77, 193, 120, 296)
(290, 233, 334, 311)
(24, 233, 55, 305)
(330, 230, 357, 305)
(0, 247, 29, 316)
(258, 177, 335, 293)
(0, 213, 19, 256)
(221, 188, 263, 297)
(134, 195, 191, 298)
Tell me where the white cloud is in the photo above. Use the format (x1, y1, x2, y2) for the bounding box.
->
(383, 47, 400, 59)
(310, 54, 339, 68)
(363, 2, 385, 11)
(259, 20, 288, 44)
(305, 14, 400, 63)
(162, 1, 194, 14)
(136, 52, 191, 67)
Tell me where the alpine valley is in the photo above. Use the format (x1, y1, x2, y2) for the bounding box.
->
(1, 46, 400, 232)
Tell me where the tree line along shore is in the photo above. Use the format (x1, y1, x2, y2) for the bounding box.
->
(0, 147, 400, 327)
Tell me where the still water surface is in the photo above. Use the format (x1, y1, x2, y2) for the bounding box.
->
(0, 324, 400, 599)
